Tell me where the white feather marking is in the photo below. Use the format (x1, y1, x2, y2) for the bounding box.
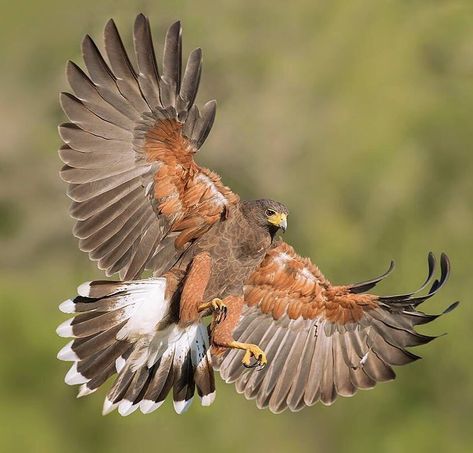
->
(118, 400, 139, 416)
(191, 324, 210, 370)
(300, 267, 316, 281)
(57, 340, 79, 361)
(201, 391, 216, 407)
(115, 356, 126, 373)
(77, 384, 97, 398)
(173, 397, 193, 414)
(195, 174, 228, 206)
(274, 252, 291, 266)
(56, 318, 74, 337)
(65, 363, 89, 385)
(360, 351, 369, 367)
(77, 281, 94, 297)
(116, 278, 169, 342)
(102, 397, 118, 416)
(145, 181, 154, 196)
(59, 299, 75, 313)
(139, 399, 164, 414)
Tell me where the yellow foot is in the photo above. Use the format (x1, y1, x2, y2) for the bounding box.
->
(228, 341, 267, 370)
(198, 298, 227, 323)
(242, 345, 267, 370)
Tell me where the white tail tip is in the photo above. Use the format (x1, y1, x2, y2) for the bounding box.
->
(65, 363, 89, 385)
(102, 397, 118, 416)
(118, 400, 139, 416)
(59, 299, 75, 313)
(139, 399, 164, 414)
(77, 384, 97, 398)
(56, 318, 74, 337)
(57, 340, 79, 361)
(77, 281, 93, 297)
(201, 391, 216, 407)
(173, 397, 193, 414)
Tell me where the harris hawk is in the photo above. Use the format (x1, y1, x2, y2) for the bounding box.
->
(56, 14, 457, 415)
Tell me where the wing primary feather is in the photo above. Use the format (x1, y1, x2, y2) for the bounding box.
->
(133, 13, 162, 109)
(60, 93, 132, 141)
(177, 48, 202, 118)
(81, 34, 140, 120)
(192, 100, 216, 149)
(349, 260, 395, 294)
(66, 61, 135, 130)
(78, 201, 148, 252)
(103, 19, 150, 114)
(161, 21, 182, 106)
(379, 254, 450, 306)
(59, 123, 132, 154)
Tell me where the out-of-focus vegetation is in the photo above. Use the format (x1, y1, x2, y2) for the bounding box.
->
(1, 0, 472, 452)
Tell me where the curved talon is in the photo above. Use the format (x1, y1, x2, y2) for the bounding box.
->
(198, 298, 227, 323)
(211, 298, 227, 323)
(241, 345, 267, 370)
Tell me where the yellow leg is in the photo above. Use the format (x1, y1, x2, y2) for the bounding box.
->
(198, 298, 227, 322)
(228, 341, 267, 369)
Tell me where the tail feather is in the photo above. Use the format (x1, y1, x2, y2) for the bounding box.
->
(140, 349, 175, 413)
(172, 349, 195, 414)
(57, 277, 216, 415)
(192, 324, 216, 406)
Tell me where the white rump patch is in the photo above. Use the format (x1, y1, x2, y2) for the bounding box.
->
(116, 278, 169, 342)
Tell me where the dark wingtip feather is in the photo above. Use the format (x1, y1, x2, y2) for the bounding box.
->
(445, 300, 460, 313)
(168, 20, 182, 32)
(163, 20, 182, 84)
(440, 252, 451, 283)
(378, 253, 451, 307)
(349, 260, 395, 294)
(81, 34, 95, 51)
(105, 18, 116, 29)
(194, 100, 217, 149)
(377, 253, 437, 302)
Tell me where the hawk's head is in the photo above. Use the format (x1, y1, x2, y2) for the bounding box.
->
(242, 199, 288, 233)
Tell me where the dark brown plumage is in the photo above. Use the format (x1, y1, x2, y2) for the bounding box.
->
(56, 14, 456, 416)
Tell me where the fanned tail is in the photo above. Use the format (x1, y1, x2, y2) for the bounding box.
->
(57, 278, 215, 415)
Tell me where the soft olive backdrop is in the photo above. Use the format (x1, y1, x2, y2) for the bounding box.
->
(1, 1, 472, 452)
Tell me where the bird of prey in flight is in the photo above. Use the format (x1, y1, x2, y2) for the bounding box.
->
(56, 14, 457, 415)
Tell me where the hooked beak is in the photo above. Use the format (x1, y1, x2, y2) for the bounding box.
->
(268, 212, 287, 232)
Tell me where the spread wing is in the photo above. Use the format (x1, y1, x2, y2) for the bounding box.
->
(59, 14, 238, 280)
(217, 241, 457, 413)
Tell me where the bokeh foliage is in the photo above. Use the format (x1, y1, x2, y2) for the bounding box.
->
(0, 1, 472, 452)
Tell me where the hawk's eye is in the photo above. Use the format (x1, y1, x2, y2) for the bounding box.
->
(266, 209, 276, 216)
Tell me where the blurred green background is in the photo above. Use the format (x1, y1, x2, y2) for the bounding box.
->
(1, 0, 472, 452)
